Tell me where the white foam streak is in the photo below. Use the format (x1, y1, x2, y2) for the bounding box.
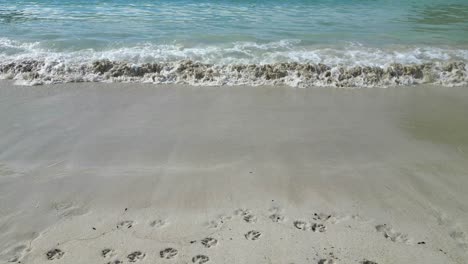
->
(0, 38, 467, 87)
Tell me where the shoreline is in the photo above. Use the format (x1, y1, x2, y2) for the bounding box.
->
(1, 59, 467, 88)
(0, 81, 467, 263)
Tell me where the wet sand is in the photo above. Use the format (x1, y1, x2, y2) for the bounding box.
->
(0, 81, 467, 264)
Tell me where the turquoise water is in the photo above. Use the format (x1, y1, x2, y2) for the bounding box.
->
(0, 0, 467, 86)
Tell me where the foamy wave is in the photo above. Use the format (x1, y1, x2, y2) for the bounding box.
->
(1, 59, 466, 87)
(0, 38, 467, 87)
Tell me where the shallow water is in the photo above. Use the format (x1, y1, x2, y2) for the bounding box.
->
(0, 0, 467, 86)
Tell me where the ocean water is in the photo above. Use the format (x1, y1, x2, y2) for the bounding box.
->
(0, 0, 467, 87)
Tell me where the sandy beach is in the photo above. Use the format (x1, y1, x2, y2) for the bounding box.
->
(0, 81, 467, 264)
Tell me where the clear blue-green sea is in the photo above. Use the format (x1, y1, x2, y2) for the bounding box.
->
(0, 0, 467, 87)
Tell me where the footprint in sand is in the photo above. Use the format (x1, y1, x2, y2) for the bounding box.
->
(127, 251, 145, 262)
(235, 208, 252, 216)
(375, 224, 410, 244)
(207, 220, 222, 229)
(106, 260, 123, 264)
(450, 231, 468, 248)
(294, 220, 312, 231)
(269, 213, 285, 223)
(192, 255, 210, 264)
(294, 221, 326, 232)
(117, 220, 134, 229)
(314, 212, 341, 225)
(314, 223, 327, 232)
(245, 230, 262, 240)
(46, 249, 64, 260)
(234, 209, 257, 223)
(318, 259, 337, 264)
(101, 248, 116, 258)
(201, 237, 218, 248)
(243, 214, 257, 223)
(313, 213, 332, 221)
(434, 210, 468, 248)
(268, 206, 287, 223)
(208, 215, 232, 229)
(150, 219, 168, 228)
(160, 248, 178, 259)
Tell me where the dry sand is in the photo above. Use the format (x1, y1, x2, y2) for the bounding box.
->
(0, 81, 467, 264)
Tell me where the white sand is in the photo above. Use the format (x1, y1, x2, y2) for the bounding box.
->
(0, 81, 467, 264)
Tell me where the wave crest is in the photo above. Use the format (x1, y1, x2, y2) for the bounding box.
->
(0, 59, 466, 87)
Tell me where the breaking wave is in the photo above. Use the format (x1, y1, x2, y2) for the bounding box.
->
(0, 38, 467, 87)
(1, 59, 466, 87)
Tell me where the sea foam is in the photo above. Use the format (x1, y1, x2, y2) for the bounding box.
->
(1, 59, 466, 87)
(0, 39, 467, 87)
